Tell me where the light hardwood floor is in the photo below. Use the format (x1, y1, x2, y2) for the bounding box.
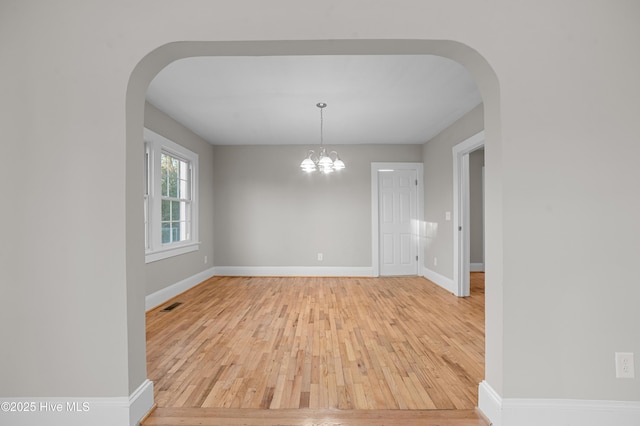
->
(143, 273, 486, 425)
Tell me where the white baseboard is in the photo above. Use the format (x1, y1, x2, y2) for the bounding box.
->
(422, 267, 456, 294)
(479, 380, 503, 426)
(146, 266, 374, 311)
(145, 267, 216, 311)
(470, 262, 485, 272)
(129, 379, 154, 426)
(478, 380, 640, 426)
(0, 379, 154, 426)
(213, 266, 374, 277)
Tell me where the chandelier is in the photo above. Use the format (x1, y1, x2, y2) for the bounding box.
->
(300, 103, 345, 173)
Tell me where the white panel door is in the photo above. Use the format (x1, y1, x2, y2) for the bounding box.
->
(379, 169, 418, 276)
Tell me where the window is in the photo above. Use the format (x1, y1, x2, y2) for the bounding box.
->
(144, 128, 199, 263)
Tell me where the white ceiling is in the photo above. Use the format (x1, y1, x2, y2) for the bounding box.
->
(146, 55, 482, 146)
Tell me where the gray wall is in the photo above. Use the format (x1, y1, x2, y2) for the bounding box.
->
(469, 149, 484, 265)
(3, 1, 639, 419)
(213, 144, 422, 267)
(143, 103, 215, 296)
(422, 104, 485, 278)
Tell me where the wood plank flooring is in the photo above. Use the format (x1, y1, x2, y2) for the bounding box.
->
(143, 407, 490, 425)
(144, 274, 486, 426)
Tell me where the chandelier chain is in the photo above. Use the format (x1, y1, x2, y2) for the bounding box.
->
(319, 103, 324, 147)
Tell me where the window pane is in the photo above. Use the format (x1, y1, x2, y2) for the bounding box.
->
(171, 201, 180, 221)
(162, 153, 179, 198)
(168, 158, 177, 198)
(161, 223, 170, 244)
(162, 200, 170, 221)
(161, 154, 169, 196)
(171, 222, 180, 242)
(169, 173, 177, 198)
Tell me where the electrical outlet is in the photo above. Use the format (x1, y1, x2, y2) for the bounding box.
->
(434, 257, 438, 266)
(615, 352, 635, 379)
(204, 255, 208, 264)
(317, 253, 323, 261)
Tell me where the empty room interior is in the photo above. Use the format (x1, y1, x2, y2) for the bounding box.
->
(3, 3, 639, 426)
(141, 54, 488, 424)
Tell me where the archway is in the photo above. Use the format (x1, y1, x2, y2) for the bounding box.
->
(126, 39, 502, 418)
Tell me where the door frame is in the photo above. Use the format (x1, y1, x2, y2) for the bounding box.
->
(371, 162, 424, 277)
(452, 131, 485, 296)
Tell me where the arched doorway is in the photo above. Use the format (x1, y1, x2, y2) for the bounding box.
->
(126, 39, 501, 419)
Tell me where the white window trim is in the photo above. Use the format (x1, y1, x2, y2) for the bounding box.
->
(144, 128, 200, 263)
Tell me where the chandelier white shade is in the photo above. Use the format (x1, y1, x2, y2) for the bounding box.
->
(300, 103, 345, 174)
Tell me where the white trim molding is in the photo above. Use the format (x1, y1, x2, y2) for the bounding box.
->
(479, 380, 503, 425)
(146, 266, 375, 311)
(145, 267, 216, 311)
(452, 131, 485, 297)
(128, 379, 154, 426)
(479, 380, 640, 426)
(0, 380, 154, 426)
(213, 266, 374, 277)
(422, 267, 456, 294)
(144, 242, 200, 264)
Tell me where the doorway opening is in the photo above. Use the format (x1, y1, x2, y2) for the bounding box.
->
(453, 131, 485, 297)
(127, 39, 501, 422)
